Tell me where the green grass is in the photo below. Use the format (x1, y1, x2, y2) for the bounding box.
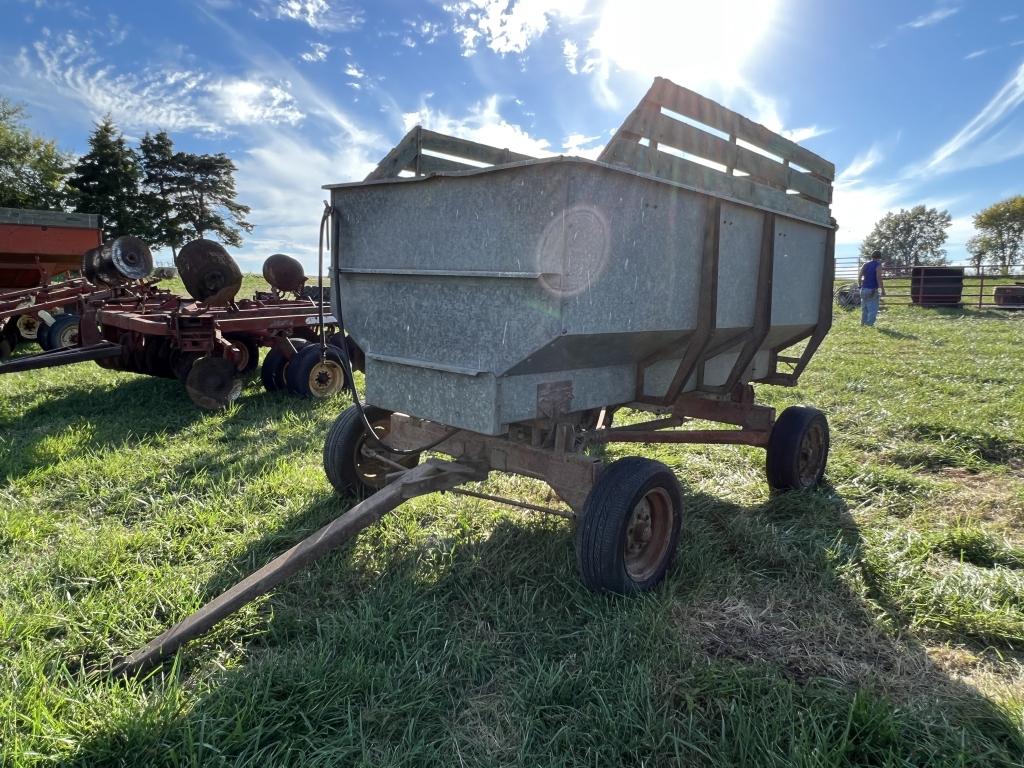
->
(1, 295, 1023, 767)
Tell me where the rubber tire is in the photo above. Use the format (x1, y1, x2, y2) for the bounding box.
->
(226, 335, 259, 375)
(47, 314, 80, 350)
(0, 335, 12, 361)
(765, 406, 830, 492)
(260, 338, 308, 392)
(285, 344, 348, 398)
(323, 405, 419, 498)
(36, 320, 54, 351)
(575, 457, 683, 594)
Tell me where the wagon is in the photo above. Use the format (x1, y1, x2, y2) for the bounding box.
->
(117, 78, 837, 675)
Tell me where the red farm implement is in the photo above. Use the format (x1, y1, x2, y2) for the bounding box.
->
(0, 239, 352, 409)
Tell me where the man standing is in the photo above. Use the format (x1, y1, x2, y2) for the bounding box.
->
(859, 250, 886, 326)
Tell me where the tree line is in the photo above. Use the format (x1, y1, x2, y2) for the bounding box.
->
(859, 198, 1023, 273)
(1, 97, 250, 253)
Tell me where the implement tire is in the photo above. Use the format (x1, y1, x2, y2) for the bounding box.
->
(575, 457, 683, 594)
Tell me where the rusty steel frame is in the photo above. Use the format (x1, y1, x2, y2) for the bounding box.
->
(0, 278, 96, 324)
(388, 383, 775, 515)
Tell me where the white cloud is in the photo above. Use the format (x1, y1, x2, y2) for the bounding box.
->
(232, 130, 378, 270)
(300, 42, 331, 62)
(443, 0, 586, 56)
(562, 39, 579, 74)
(259, 0, 363, 32)
(16, 32, 305, 134)
(999, 14, 1018, 23)
(921, 61, 1024, 174)
(903, 7, 959, 29)
(344, 63, 365, 79)
(562, 132, 604, 159)
(402, 95, 551, 157)
(404, 18, 446, 46)
(206, 79, 304, 126)
(964, 49, 989, 60)
(837, 143, 884, 182)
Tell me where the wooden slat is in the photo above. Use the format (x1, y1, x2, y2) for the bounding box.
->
(602, 138, 830, 225)
(365, 128, 420, 180)
(629, 106, 832, 204)
(419, 128, 533, 167)
(648, 77, 835, 180)
(410, 154, 478, 175)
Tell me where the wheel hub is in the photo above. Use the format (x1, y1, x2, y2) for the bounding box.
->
(623, 487, 675, 582)
(797, 422, 826, 487)
(308, 360, 344, 397)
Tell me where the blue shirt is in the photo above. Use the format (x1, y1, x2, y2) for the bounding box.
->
(862, 260, 881, 290)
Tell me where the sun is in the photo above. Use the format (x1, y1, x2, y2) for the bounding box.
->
(589, 0, 780, 91)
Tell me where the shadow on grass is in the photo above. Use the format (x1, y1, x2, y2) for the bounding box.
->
(874, 327, 918, 340)
(57, 476, 1024, 767)
(0, 372, 333, 484)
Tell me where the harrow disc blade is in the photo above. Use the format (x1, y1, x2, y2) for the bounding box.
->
(262, 253, 306, 293)
(186, 356, 242, 410)
(175, 239, 243, 303)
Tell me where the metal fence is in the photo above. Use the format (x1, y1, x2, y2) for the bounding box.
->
(834, 256, 1024, 310)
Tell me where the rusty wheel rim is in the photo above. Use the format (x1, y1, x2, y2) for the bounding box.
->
(624, 487, 675, 582)
(797, 421, 826, 488)
(233, 342, 251, 372)
(354, 416, 416, 489)
(307, 360, 345, 398)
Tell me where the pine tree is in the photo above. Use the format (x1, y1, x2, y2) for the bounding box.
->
(139, 131, 187, 255)
(175, 152, 252, 248)
(69, 116, 145, 239)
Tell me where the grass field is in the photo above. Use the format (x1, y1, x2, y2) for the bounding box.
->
(2, 288, 1023, 767)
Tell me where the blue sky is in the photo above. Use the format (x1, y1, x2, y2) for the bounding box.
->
(2, 0, 1023, 270)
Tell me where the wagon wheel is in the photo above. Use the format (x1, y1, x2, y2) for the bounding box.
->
(260, 338, 308, 392)
(47, 314, 80, 350)
(323, 405, 420, 498)
(15, 314, 41, 343)
(765, 406, 830, 492)
(575, 457, 683, 594)
(328, 332, 365, 373)
(225, 335, 259, 376)
(285, 344, 349, 399)
(186, 356, 242, 410)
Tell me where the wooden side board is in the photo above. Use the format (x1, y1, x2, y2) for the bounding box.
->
(365, 126, 535, 180)
(600, 77, 834, 223)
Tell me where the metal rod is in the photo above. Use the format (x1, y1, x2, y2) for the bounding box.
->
(598, 428, 769, 447)
(450, 488, 574, 519)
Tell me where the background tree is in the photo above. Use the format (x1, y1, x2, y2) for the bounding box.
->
(139, 130, 187, 255)
(174, 152, 252, 247)
(859, 205, 952, 267)
(965, 234, 994, 272)
(0, 97, 72, 210)
(971, 196, 1024, 274)
(69, 116, 146, 239)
